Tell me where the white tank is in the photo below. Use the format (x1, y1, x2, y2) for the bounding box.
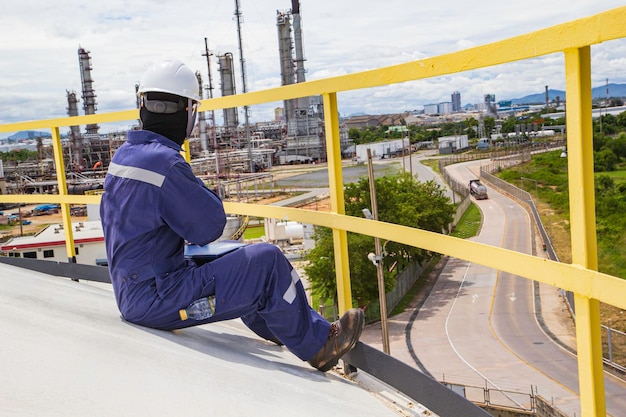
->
(282, 221, 304, 241)
(220, 216, 243, 241)
(266, 219, 304, 242)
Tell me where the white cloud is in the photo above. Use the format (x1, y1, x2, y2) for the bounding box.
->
(1, 0, 625, 134)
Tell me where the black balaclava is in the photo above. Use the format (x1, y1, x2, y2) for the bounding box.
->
(140, 106, 188, 146)
(140, 92, 189, 145)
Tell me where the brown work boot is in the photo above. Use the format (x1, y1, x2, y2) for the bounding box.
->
(308, 308, 364, 372)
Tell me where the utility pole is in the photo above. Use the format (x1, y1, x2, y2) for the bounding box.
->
(234, 0, 254, 173)
(606, 77, 609, 116)
(366, 148, 390, 354)
(202, 38, 221, 197)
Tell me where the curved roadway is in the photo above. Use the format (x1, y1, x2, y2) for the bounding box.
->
(405, 159, 626, 416)
(273, 155, 626, 415)
(361, 156, 626, 417)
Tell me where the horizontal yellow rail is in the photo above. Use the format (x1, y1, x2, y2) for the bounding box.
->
(2, 6, 625, 416)
(0, 194, 102, 205)
(0, 110, 137, 134)
(226, 203, 626, 310)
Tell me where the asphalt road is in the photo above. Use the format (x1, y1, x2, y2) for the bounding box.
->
(273, 161, 402, 188)
(271, 154, 626, 415)
(415, 160, 626, 416)
(406, 151, 456, 202)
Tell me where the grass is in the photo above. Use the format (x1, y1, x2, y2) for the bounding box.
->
(243, 225, 265, 240)
(595, 170, 626, 184)
(421, 158, 440, 174)
(451, 203, 481, 239)
(497, 150, 573, 262)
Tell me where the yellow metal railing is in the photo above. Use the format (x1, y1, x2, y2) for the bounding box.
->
(2, 6, 626, 415)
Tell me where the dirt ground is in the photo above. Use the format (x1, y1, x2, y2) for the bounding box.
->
(298, 198, 331, 211)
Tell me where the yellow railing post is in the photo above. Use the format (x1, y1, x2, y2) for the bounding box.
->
(50, 126, 77, 263)
(182, 140, 191, 163)
(564, 46, 605, 417)
(322, 92, 353, 314)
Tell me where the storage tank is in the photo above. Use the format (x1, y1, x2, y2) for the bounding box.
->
(220, 216, 244, 241)
(264, 218, 304, 243)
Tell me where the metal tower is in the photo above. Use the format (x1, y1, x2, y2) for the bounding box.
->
(276, 1, 319, 131)
(78, 47, 99, 135)
(66, 90, 81, 140)
(291, 1, 307, 87)
(195, 71, 209, 152)
(202, 38, 221, 191)
(234, 0, 253, 172)
(277, 8, 296, 121)
(66, 90, 85, 171)
(218, 53, 239, 131)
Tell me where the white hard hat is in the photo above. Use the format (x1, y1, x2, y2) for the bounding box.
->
(138, 59, 200, 102)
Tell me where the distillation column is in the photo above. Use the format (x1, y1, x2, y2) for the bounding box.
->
(291, 1, 323, 130)
(66, 90, 84, 171)
(218, 53, 239, 135)
(78, 47, 99, 135)
(292, 0, 308, 109)
(276, 1, 325, 162)
(276, 9, 296, 124)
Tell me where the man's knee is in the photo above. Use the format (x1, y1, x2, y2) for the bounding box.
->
(245, 243, 292, 280)
(248, 242, 283, 261)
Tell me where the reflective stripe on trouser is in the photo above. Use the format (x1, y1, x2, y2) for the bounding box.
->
(209, 243, 330, 361)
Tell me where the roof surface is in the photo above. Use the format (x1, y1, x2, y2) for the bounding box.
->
(1, 220, 104, 251)
(0, 262, 426, 417)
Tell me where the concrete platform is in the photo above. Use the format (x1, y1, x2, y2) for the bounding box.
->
(0, 262, 429, 417)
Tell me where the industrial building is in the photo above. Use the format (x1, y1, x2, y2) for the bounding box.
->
(438, 134, 469, 154)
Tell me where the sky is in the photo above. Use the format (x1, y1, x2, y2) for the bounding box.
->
(1, 0, 626, 135)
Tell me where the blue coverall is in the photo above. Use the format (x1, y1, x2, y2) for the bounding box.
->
(100, 130, 330, 361)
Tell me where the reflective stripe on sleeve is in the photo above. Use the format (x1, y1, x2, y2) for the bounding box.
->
(107, 162, 166, 187)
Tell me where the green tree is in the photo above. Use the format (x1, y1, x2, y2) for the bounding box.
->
(1, 149, 37, 162)
(616, 111, 626, 128)
(596, 175, 615, 195)
(439, 122, 459, 137)
(605, 133, 626, 160)
(305, 173, 454, 308)
(597, 114, 618, 135)
(483, 117, 496, 137)
(348, 128, 361, 142)
(595, 148, 618, 172)
(594, 132, 609, 152)
(461, 117, 479, 139)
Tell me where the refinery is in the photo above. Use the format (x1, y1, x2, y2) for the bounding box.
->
(0, 0, 580, 202)
(0, 0, 352, 201)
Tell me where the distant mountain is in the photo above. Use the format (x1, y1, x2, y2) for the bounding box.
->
(510, 83, 626, 105)
(7, 131, 52, 140)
